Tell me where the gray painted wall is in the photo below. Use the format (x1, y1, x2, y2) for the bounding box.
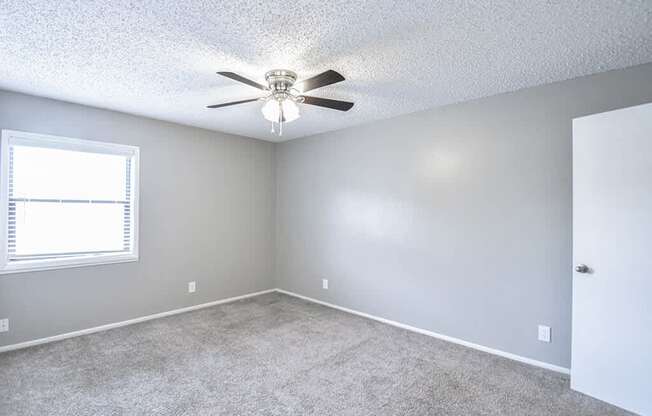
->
(2, 63, 652, 367)
(275, 63, 652, 368)
(0, 90, 276, 347)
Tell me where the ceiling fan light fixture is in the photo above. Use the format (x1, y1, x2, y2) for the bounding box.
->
(261, 98, 300, 123)
(281, 99, 300, 122)
(208, 68, 353, 136)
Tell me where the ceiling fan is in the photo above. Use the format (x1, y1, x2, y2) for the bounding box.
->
(207, 69, 354, 136)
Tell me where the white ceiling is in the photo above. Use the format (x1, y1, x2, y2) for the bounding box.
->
(1, 1, 651, 142)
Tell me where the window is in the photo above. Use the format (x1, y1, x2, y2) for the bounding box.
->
(0, 130, 139, 274)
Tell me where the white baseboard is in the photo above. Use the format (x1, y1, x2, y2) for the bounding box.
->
(275, 288, 570, 375)
(0, 288, 276, 354)
(0, 287, 571, 375)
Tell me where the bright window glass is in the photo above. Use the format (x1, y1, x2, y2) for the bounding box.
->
(1, 130, 139, 273)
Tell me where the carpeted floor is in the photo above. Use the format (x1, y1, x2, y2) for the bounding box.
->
(0, 292, 633, 416)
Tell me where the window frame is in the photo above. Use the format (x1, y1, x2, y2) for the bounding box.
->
(0, 130, 140, 274)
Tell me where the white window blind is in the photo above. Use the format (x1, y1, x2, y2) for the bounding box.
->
(1, 130, 139, 273)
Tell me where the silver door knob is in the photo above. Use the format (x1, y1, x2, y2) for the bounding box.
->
(575, 264, 590, 273)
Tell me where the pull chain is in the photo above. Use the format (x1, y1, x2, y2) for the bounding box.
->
(278, 101, 283, 136)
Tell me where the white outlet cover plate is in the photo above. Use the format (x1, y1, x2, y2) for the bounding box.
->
(0, 318, 8, 332)
(322, 279, 328, 290)
(188, 281, 196, 293)
(538, 325, 551, 343)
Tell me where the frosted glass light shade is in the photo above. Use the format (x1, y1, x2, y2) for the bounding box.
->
(262, 99, 300, 123)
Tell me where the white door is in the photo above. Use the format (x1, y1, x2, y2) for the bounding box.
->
(572, 102, 652, 416)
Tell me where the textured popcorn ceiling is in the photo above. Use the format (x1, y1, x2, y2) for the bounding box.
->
(1, 1, 651, 142)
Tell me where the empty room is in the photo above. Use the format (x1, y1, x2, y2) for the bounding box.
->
(1, 1, 651, 415)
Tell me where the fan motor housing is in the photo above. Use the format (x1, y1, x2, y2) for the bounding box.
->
(265, 69, 297, 92)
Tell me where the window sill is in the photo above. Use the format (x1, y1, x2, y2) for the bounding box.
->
(0, 254, 138, 275)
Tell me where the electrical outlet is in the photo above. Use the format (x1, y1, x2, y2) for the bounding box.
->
(322, 279, 328, 290)
(538, 325, 551, 343)
(188, 281, 196, 293)
(0, 318, 8, 333)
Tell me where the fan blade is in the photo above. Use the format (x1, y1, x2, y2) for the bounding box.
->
(301, 96, 354, 111)
(206, 98, 259, 109)
(217, 72, 268, 90)
(294, 70, 345, 93)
